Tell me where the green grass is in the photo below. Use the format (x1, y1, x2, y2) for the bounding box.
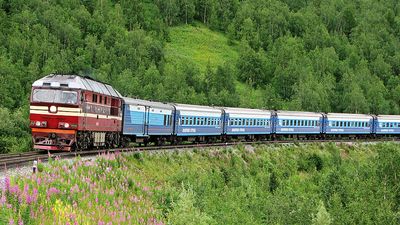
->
(4, 143, 400, 224)
(165, 23, 239, 72)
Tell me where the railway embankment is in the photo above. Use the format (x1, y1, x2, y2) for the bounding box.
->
(1, 142, 400, 224)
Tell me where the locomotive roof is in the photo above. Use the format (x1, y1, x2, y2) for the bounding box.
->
(123, 97, 174, 110)
(32, 74, 122, 98)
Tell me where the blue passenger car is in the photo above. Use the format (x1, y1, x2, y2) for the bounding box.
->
(275, 111, 323, 134)
(174, 103, 223, 136)
(122, 98, 175, 137)
(375, 115, 400, 135)
(325, 113, 373, 134)
(223, 107, 272, 135)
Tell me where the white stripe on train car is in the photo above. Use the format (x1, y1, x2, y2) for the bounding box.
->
(30, 106, 81, 112)
(30, 110, 122, 120)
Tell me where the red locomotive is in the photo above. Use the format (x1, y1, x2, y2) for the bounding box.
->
(30, 74, 122, 151)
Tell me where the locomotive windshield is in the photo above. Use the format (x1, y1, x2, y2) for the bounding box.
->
(32, 89, 78, 104)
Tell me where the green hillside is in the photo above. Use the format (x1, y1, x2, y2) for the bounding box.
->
(165, 24, 239, 72)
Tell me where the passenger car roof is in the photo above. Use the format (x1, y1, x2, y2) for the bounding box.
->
(173, 103, 223, 113)
(123, 97, 174, 110)
(326, 113, 373, 119)
(222, 107, 271, 115)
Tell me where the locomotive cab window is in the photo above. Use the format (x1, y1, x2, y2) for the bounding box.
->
(32, 89, 78, 104)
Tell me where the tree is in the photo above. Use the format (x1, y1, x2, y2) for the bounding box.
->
(167, 186, 215, 225)
(237, 43, 267, 88)
(196, 0, 213, 24)
(312, 200, 332, 225)
(179, 0, 196, 24)
(157, 0, 180, 25)
(341, 80, 369, 114)
(293, 73, 333, 112)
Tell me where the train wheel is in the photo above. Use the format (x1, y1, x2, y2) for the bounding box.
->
(77, 131, 90, 151)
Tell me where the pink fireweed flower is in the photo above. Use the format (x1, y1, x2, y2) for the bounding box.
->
(69, 213, 76, 221)
(32, 188, 38, 202)
(18, 219, 23, 225)
(0, 191, 6, 206)
(30, 209, 35, 218)
(143, 186, 150, 192)
(26, 194, 32, 204)
(130, 195, 139, 203)
(4, 177, 10, 191)
(23, 184, 29, 194)
(9, 185, 20, 196)
(70, 184, 80, 194)
(46, 187, 60, 199)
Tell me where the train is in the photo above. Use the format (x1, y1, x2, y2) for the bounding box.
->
(29, 74, 400, 151)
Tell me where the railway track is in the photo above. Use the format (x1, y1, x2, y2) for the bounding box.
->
(0, 138, 398, 171)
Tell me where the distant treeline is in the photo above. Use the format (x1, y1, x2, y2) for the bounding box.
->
(0, 0, 399, 152)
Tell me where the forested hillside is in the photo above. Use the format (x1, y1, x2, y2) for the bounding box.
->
(0, 0, 400, 152)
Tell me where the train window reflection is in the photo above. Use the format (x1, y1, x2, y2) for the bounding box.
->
(32, 89, 78, 104)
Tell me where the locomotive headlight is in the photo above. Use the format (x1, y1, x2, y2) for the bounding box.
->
(49, 105, 57, 113)
(35, 121, 41, 127)
(64, 123, 70, 128)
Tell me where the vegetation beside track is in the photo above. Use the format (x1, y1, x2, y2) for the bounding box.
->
(2, 142, 400, 224)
